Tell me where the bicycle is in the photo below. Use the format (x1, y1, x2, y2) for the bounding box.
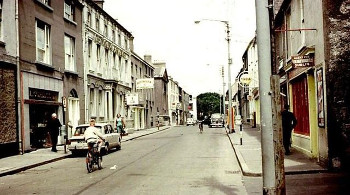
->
(86, 142, 102, 173)
(199, 121, 203, 133)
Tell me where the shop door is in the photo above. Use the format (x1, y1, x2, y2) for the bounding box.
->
(29, 104, 57, 148)
(292, 76, 310, 136)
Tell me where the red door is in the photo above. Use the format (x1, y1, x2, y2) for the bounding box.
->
(292, 76, 310, 136)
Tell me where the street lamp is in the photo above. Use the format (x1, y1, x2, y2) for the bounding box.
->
(195, 19, 233, 133)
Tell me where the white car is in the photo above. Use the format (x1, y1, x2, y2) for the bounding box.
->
(68, 123, 121, 155)
(186, 118, 195, 126)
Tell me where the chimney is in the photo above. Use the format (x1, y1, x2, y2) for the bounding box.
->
(93, 0, 104, 9)
(144, 55, 152, 65)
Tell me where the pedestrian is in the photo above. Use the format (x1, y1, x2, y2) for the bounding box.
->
(282, 104, 297, 155)
(115, 114, 125, 135)
(47, 113, 62, 152)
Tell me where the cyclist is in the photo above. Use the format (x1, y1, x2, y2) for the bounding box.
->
(84, 119, 105, 154)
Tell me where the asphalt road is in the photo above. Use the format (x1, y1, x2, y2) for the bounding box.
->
(0, 125, 247, 195)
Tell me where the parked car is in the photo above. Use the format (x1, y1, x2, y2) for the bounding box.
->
(68, 123, 121, 155)
(186, 118, 195, 126)
(209, 113, 224, 128)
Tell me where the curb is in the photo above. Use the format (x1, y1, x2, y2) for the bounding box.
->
(0, 155, 70, 177)
(226, 132, 262, 177)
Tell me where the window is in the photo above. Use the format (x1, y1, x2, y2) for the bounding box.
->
(39, 0, 50, 6)
(64, 0, 74, 21)
(95, 15, 100, 32)
(105, 49, 109, 68)
(124, 37, 128, 49)
(113, 53, 116, 68)
(65, 35, 75, 71)
(88, 39, 92, 69)
(36, 20, 51, 64)
(112, 29, 115, 42)
(118, 33, 121, 45)
(104, 23, 108, 37)
(97, 44, 101, 70)
(0, 0, 2, 39)
(87, 11, 91, 26)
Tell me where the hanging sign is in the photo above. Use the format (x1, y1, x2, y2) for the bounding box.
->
(136, 78, 154, 89)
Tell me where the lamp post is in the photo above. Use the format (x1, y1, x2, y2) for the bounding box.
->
(195, 19, 233, 133)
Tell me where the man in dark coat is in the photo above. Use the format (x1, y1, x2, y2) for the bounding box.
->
(282, 104, 297, 155)
(47, 113, 62, 152)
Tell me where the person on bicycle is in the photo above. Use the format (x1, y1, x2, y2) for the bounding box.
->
(84, 119, 105, 154)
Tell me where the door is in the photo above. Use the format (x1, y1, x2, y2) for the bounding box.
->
(292, 75, 310, 136)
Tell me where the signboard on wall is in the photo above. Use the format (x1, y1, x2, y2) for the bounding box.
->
(292, 55, 314, 67)
(136, 78, 154, 89)
(316, 68, 325, 127)
(126, 94, 139, 105)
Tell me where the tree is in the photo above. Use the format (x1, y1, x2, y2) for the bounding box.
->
(196, 92, 221, 119)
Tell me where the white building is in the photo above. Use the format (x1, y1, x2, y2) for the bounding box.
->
(189, 96, 197, 121)
(82, 0, 132, 125)
(168, 76, 180, 126)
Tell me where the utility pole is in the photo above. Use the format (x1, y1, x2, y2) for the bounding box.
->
(255, 0, 285, 194)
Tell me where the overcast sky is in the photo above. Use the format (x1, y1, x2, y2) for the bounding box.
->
(104, 0, 256, 96)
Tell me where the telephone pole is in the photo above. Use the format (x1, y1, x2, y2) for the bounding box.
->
(255, 0, 285, 194)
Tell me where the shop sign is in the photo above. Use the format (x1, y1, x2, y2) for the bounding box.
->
(62, 96, 67, 108)
(292, 55, 314, 67)
(136, 78, 154, 89)
(29, 88, 58, 101)
(238, 71, 252, 87)
(126, 93, 139, 105)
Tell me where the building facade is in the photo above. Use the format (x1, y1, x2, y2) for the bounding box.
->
(0, 0, 19, 157)
(18, 0, 84, 151)
(153, 62, 169, 126)
(273, 0, 350, 169)
(82, 0, 132, 128)
(168, 76, 179, 126)
(130, 53, 155, 130)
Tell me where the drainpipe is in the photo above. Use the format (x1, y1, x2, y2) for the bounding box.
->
(15, 0, 24, 154)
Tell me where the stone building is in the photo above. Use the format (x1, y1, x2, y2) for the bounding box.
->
(18, 0, 84, 151)
(130, 53, 155, 130)
(0, 0, 19, 157)
(153, 61, 169, 126)
(273, 0, 350, 169)
(82, 0, 132, 127)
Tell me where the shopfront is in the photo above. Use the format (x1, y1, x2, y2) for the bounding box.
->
(22, 72, 63, 151)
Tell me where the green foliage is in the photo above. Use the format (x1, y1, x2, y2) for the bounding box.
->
(196, 92, 221, 119)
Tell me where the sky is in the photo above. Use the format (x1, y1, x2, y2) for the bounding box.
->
(104, 0, 256, 97)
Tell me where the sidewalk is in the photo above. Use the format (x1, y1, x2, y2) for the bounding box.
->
(0, 126, 170, 177)
(227, 125, 327, 177)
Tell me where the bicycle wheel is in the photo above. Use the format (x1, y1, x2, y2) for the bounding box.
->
(86, 152, 93, 173)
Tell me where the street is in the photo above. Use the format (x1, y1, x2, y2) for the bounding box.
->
(0, 126, 247, 195)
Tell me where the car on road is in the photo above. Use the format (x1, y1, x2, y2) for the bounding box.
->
(209, 113, 224, 128)
(186, 118, 195, 126)
(68, 123, 121, 155)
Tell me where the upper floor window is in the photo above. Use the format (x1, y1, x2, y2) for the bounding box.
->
(97, 44, 101, 68)
(87, 11, 91, 26)
(118, 33, 121, 45)
(104, 22, 108, 37)
(64, 34, 75, 72)
(105, 49, 109, 67)
(112, 29, 115, 42)
(95, 15, 100, 32)
(124, 37, 128, 49)
(88, 39, 92, 68)
(64, 0, 75, 21)
(36, 20, 51, 64)
(39, 0, 50, 6)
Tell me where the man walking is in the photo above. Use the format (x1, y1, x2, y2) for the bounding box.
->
(282, 104, 297, 155)
(47, 113, 62, 152)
